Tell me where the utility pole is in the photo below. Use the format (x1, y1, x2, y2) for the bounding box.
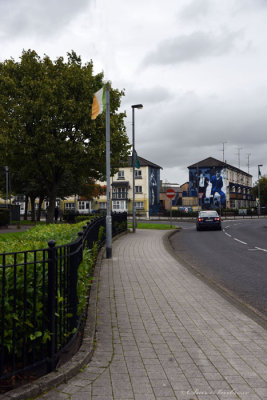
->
(236, 147, 242, 169)
(247, 153, 251, 174)
(221, 141, 227, 163)
(258, 164, 263, 216)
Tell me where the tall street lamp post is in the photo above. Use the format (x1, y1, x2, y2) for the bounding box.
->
(258, 164, 263, 216)
(132, 104, 143, 233)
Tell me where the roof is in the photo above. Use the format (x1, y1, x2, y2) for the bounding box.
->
(126, 155, 162, 169)
(111, 181, 129, 187)
(188, 157, 252, 177)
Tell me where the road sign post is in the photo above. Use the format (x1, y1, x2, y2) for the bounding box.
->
(166, 189, 176, 228)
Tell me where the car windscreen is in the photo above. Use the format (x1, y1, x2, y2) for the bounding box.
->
(199, 211, 218, 217)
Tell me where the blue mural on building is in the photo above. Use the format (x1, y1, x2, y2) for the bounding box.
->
(189, 167, 227, 209)
(149, 167, 160, 215)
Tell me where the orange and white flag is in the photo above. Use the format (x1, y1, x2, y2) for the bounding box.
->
(91, 86, 106, 120)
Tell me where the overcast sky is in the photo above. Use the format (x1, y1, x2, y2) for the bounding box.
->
(1, 0, 267, 184)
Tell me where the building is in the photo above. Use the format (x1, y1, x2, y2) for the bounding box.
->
(95, 156, 162, 217)
(160, 182, 180, 211)
(188, 157, 255, 209)
(3, 156, 162, 218)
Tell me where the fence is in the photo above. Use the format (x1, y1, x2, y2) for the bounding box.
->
(0, 213, 127, 385)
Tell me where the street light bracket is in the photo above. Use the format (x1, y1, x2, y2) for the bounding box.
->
(132, 104, 143, 109)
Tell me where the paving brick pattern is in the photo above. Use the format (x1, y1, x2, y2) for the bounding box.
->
(36, 230, 267, 400)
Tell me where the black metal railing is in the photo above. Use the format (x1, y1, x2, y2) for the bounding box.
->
(0, 213, 127, 384)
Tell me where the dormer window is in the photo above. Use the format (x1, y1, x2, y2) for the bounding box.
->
(118, 170, 125, 179)
(135, 170, 142, 179)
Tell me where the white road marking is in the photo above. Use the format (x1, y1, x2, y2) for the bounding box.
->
(234, 238, 247, 245)
(224, 232, 232, 237)
(255, 247, 267, 252)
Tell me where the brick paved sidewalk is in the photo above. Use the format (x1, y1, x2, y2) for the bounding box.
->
(31, 230, 267, 399)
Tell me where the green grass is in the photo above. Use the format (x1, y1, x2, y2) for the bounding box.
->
(0, 231, 28, 242)
(11, 220, 47, 225)
(128, 222, 176, 230)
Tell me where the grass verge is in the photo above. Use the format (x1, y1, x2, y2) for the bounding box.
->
(128, 222, 176, 230)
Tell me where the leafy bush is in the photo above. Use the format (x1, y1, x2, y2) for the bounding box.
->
(0, 221, 103, 361)
(0, 209, 10, 226)
(75, 215, 92, 223)
(62, 210, 77, 223)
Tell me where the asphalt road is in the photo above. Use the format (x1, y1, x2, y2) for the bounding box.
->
(169, 218, 267, 322)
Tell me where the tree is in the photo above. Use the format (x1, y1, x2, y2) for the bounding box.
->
(252, 176, 267, 208)
(0, 50, 130, 223)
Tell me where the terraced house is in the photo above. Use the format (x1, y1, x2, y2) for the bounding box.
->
(188, 157, 255, 210)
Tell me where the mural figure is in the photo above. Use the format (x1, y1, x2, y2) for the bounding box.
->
(198, 172, 209, 197)
(150, 170, 157, 205)
(210, 170, 226, 206)
(189, 167, 226, 209)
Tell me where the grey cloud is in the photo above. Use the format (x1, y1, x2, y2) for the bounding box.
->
(0, 0, 90, 39)
(135, 90, 267, 177)
(142, 30, 240, 66)
(237, 0, 267, 9)
(124, 86, 172, 108)
(179, 0, 212, 20)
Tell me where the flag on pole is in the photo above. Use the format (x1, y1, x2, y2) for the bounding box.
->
(133, 149, 140, 169)
(91, 86, 106, 120)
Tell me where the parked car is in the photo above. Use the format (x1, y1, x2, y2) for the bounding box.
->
(196, 210, 222, 231)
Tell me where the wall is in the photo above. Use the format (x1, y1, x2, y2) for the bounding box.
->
(189, 167, 227, 209)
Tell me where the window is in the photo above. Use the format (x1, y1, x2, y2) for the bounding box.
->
(78, 201, 90, 210)
(113, 187, 127, 199)
(65, 203, 75, 210)
(112, 200, 127, 211)
(113, 201, 120, 210)
(135, 170, 142, 179)
(18, 202, 25, 211)
(118, 170, 125, 179)
(45, 200, 60, 209)
(15, 195, 25, 202)
(135, 186, 142, 193)
(135, 202, 144, 209)
(99, 202, 107, 209)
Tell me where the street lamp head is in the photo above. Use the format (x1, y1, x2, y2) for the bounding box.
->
(258, 164, 263, 167)
(131, 104, 143, 109)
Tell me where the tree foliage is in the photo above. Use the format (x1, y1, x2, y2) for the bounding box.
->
(252, 176, 267, 207)
(0, 50, 130, 222)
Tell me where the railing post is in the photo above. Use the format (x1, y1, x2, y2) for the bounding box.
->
(47, 240, 57, 372)
(68, 232, 83, 332)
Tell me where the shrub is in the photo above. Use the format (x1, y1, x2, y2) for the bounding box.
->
(0, 209, 10, 226)
(62, 211, 78, 223)
(0, 221, 103, 360)
(75, 215, 92, 223)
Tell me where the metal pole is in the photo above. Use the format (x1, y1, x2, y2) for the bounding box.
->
(257, 165, 262, 217)
(170, 202, 172, 228)
(132, 107, 136, 233)
(5, 166, 8, 207)
(106, 85, 112, 258)
(197, 164, 200, 211)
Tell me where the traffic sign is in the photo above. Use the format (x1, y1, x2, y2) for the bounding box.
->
(166, 188, 176, 199)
